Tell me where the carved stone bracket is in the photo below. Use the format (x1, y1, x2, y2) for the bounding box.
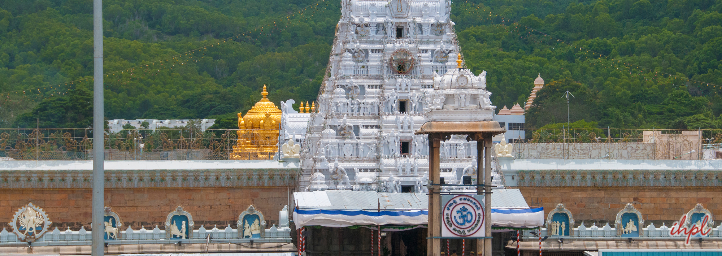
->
(516, 170, 721, 187)
(0, 169, 296, 189)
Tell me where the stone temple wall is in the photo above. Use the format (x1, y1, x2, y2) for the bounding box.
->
(0, 187, 293, 231)
(0, 160, 298, 231)
(518, 187, 722, 224)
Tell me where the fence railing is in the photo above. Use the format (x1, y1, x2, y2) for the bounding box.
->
(4, 128, 722, 161)
(0, 128, 275, 161)
(509, 128, 722, 144)
(502, 128, 722, 160)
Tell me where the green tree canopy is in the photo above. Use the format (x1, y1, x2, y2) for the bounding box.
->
(15, 86, 93, 128)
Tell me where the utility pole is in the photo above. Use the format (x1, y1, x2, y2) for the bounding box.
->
(564, 91, 574, 129)
(563, 91, 574, 159)
(92, 0, 105, 255)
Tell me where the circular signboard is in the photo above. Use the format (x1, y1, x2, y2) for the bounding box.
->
(442, 195, 484, 237)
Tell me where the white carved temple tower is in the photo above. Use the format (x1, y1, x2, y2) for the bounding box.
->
(299, 0, 499, 192)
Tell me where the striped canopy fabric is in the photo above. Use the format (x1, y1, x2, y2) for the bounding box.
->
(293, 190, 544, 229)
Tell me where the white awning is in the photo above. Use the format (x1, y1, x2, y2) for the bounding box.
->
(293, 190, 544, 229)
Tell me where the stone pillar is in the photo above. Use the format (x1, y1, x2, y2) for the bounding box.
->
(476, 138, 484, 255)
(484, 136, 492, 256)
(427, 134, 441, 256)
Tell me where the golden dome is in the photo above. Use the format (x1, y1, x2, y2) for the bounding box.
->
(231, 85, 282, 160)
(241, 85, 282, 129)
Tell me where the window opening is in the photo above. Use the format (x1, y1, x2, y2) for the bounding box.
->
(400, 141, 410, 155)
(399, 100, 408, 113)
(462, 176, 472, 185)
(508, 123, 525, 130)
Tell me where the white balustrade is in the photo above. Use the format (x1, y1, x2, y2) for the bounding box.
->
(530, 223, 722, 238)
(0, 225, 289, 245)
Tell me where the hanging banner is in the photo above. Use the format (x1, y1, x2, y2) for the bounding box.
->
(441, 195, 485, 238)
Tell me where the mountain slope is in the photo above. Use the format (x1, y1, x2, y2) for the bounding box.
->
(1, 0, 722, 130)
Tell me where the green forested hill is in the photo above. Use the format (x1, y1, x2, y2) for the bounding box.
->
(1, 0, 722, 130)
(454, 0, 722, 130)
(0, 0, 339, 128)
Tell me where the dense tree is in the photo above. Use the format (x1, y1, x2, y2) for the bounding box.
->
(1, 0, 722, 131)
(453, 0, 722, 129)
(14, 87, 93, 128)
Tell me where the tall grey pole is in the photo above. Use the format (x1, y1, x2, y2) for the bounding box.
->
(484, 136, 492, 256)
(476, 138, 484, 254)
(92, 0, 105, 255)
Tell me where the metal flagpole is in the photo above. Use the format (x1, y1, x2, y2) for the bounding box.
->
(91, 0, 105, 254)
(302, 227, 306, 253)
(371, 228, 373, 256)
(517, 230, 520, 256)
(446, 239, 449, 256)
(539, 227, 542, 256)
(377, 199, 381, 256)
(377, 226, 381, 256)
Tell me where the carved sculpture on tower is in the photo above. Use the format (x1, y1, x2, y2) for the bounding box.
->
(494, 135, 513, 158)
(281, 139, 301, 158)
(231, 85, 283, 160)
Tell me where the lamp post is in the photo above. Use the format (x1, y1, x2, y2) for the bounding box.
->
(134, 133, 143, 160)
(562, 91, 574, 159)
(139, 141, 145, 160)
(134, 133, 137, 160)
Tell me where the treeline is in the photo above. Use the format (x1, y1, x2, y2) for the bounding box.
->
(1, 0, 722, 130)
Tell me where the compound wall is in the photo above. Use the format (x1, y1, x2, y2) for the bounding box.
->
(518, 187, 722, 223)
(0, 187, 293, 231)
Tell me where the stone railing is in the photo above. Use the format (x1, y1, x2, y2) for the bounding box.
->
(513, 143, 656, 160)
(511, 169, 722, 187)
(0, 225, 291, 246)
(509, 129, 722, 160)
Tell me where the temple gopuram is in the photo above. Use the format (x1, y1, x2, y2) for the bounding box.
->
(231, 85, 283, 160)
